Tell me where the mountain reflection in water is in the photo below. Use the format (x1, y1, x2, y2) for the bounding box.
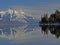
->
(40, 25, 60, 38)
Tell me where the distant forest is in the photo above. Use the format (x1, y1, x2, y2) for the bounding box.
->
(40, 10, 60, 23)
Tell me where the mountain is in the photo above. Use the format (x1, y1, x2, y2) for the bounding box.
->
(0, 8, 25, 18)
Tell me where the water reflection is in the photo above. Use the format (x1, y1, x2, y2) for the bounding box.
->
(40, 25, 60, 38)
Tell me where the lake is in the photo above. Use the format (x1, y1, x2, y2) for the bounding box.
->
(0, 22, 60, 45)
(0, 15, 60, 45)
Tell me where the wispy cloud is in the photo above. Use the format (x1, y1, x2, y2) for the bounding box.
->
(11, 4, 60, 17)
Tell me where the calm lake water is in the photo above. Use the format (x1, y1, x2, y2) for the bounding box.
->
(0, 24, 60, 45)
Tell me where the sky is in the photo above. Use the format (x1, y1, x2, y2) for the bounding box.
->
(0, 0, 60, 9)
(0, 0, 60, 45)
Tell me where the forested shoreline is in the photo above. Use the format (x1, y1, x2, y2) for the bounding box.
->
(40, 10, 60, 24)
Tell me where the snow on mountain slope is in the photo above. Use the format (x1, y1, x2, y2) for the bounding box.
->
(0, 8, 26, 18)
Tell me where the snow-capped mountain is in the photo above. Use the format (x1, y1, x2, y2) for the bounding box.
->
(0, 8, 25, 18)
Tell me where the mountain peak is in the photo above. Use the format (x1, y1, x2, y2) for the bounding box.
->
(0, 8, 25, 15)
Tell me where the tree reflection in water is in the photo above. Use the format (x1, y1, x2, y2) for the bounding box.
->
(40, 25, 60, 38)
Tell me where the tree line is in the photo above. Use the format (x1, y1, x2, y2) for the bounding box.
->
(40, 10, 60, 23)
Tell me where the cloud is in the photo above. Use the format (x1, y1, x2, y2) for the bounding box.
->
(11, 6, 43, 19)
(11, 4, 60, 18)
